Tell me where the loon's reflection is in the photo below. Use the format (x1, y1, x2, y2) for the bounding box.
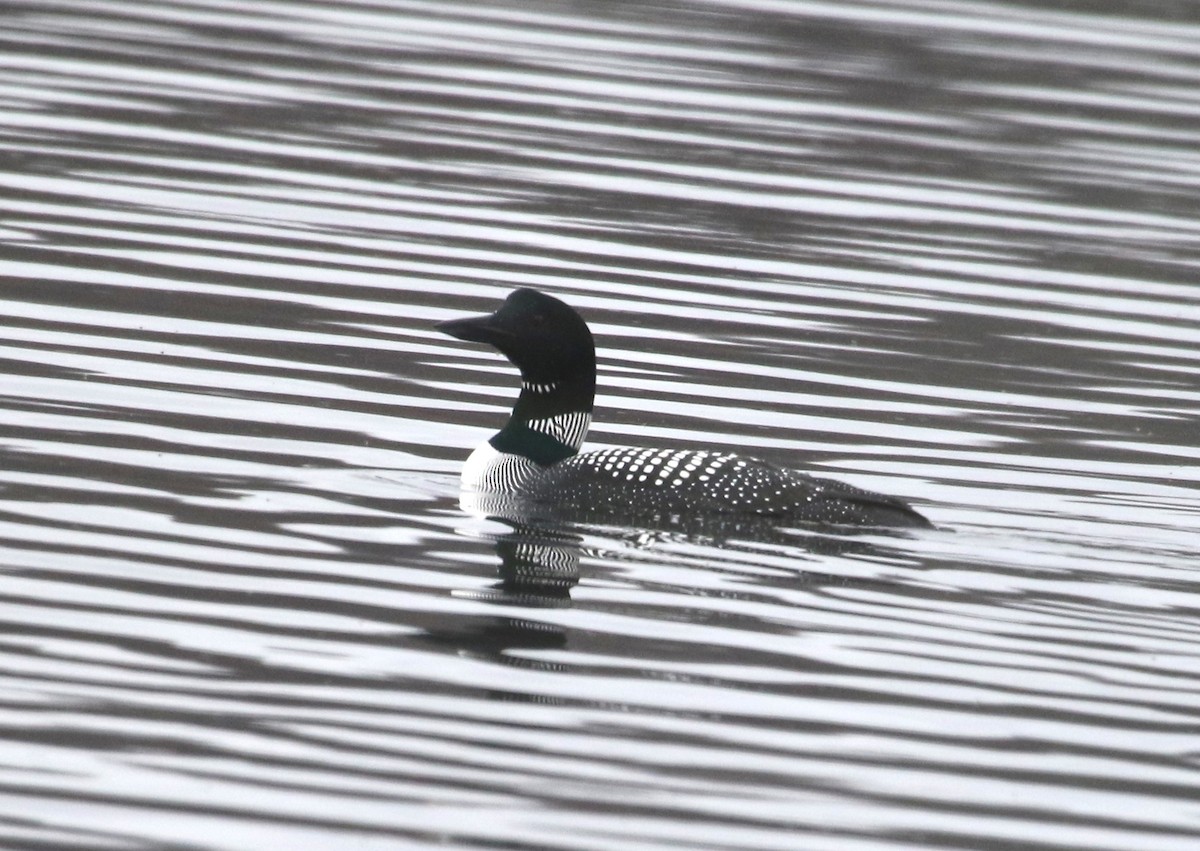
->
(449, 490, 922, 614)
(453, 512, 582, 608)
(427, 495, 923, 662)
(424, 518, 580, 660)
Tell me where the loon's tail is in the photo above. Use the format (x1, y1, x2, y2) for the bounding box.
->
(812, 478, 933, 529)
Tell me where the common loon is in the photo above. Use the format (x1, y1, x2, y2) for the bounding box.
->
(436, 288, 930, 529)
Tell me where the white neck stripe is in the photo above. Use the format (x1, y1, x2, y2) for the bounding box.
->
(525, 411, 591, 450)
(521, 381, 559, 395)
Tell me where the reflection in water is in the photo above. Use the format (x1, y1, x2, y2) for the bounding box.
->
(454, 517, 582, 607)
(421, 611, 570, 664)
(429, 518, 578, 665)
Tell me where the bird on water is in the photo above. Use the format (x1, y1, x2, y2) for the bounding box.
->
(436, 288, 930, 529)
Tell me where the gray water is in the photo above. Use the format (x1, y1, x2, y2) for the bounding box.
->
(2, 1, 1199, 849)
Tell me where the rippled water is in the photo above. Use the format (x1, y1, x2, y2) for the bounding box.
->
(2, 1, 1199, 848)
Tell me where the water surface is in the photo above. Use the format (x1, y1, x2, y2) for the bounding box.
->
(1, 1, 1199, 849)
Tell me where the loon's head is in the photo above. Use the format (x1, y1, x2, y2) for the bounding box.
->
(436, 288, 595, 385)
(437, 288, 596, 465)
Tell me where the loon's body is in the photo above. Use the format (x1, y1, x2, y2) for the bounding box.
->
(437, 289, 929, 529)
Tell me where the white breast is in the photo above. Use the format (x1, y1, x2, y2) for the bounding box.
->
(461, 442, 541, 492)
